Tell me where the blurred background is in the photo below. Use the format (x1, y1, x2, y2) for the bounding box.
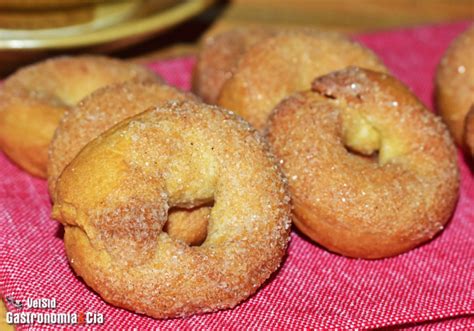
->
(0, 0, 473, 74)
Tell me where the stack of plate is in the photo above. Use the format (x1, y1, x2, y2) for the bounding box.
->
(0, 0, 213, 73)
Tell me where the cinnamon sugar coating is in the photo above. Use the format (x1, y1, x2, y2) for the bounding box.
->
(193, 27, 277, 104)
(48, 80, 195, 198)
(267, 67, 459, 259)
(52, 100, 291, 318)
(217, 30, 388, 129)
(436, 25, 474, 148)
(0, 55, 160, 177)
(48, 81, 207, 245)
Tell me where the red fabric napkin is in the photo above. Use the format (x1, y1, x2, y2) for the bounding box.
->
(1, 22, 473, 330)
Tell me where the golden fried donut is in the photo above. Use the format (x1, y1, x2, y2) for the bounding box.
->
(193, 27, 276, 104)
(51, 100, 291, 318)
(47, 81, 206, 246)
(465, 105, 474, 157)
(436, 25, 474, 147)
(0, 55, 159, 178)
(267, 67, 459, 259)
(217, 31, 388, 129)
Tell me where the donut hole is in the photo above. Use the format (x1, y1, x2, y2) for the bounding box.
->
(342, 132, 405, 165)
(163, 201, 214, 246)
(340, 111, 404, 165)
(341, 111, 381, 162)
(343, 144, 380, 163)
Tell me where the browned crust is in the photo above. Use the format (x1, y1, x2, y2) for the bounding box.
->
(436, 25, 474, 147)
(52, 100, 291, 318)
(267, 67, 459, 259)
(0, 55, 160, 178)
(217, 30, 388, 130)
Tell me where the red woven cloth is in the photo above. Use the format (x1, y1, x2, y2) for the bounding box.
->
(1, 22, 473, 330)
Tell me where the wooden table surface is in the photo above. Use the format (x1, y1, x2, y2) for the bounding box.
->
(1, 0, 473, 329)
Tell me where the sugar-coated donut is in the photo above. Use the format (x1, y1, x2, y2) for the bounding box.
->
(51, 100, 291, 318)
(217, 30, 388, 129)
(436, 25, 474, 148)
(0, 55, 160, 178)
(48, 81, 196, 198)
(48, 81, 205, 246)
(465, 106, 474, 157)
(267, 67, 459, 259)
(193, 27, 276, 104)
